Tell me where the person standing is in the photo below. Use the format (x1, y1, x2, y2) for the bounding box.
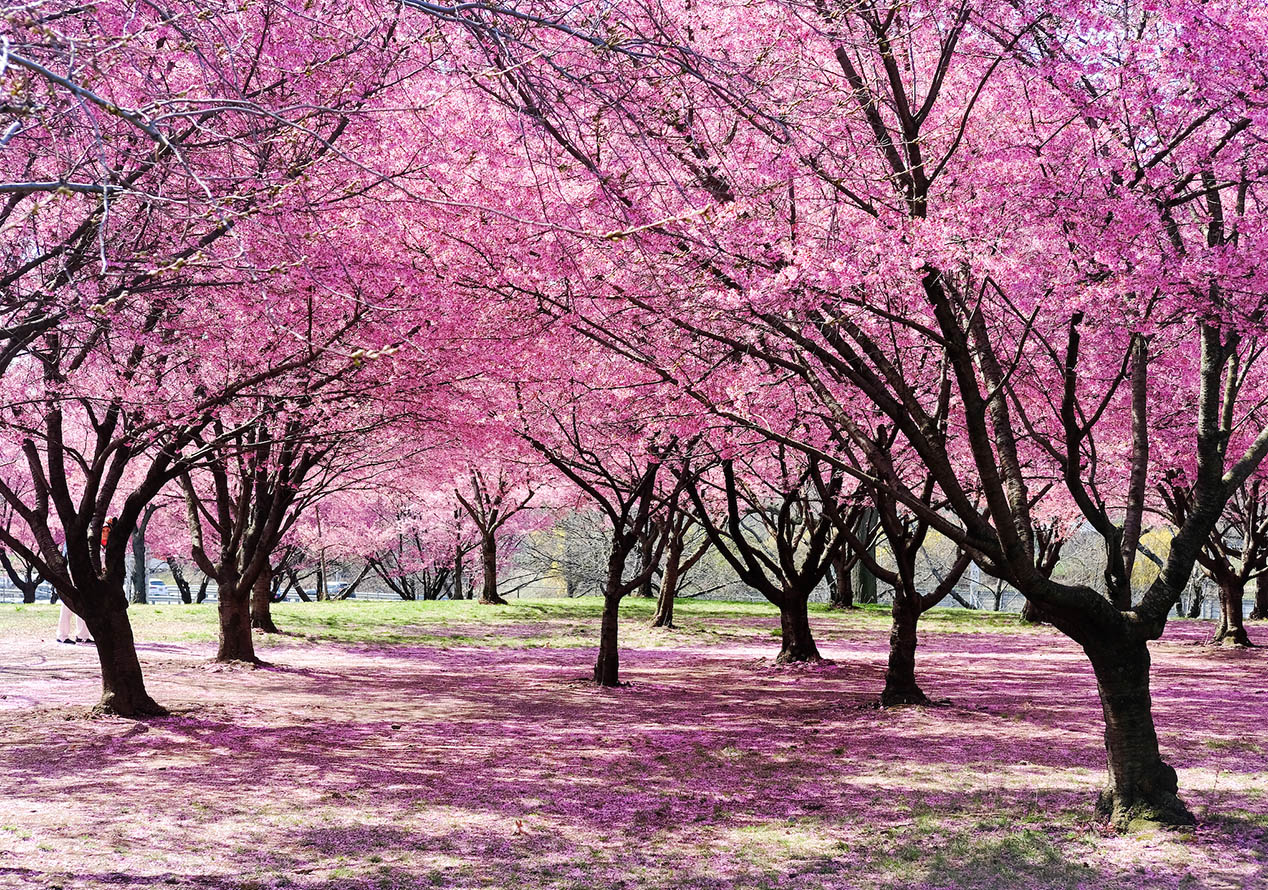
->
(56, 600, 92, 644)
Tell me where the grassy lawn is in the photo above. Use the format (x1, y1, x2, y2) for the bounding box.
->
(0, 598, 1263, 890)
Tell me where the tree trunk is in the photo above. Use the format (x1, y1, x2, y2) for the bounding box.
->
(453, 546, 465, 600)
(1020, 598, 1043, 624)
(478, 533, 507, 605)
(853, 507, 879, 604)
(20, 581, 36, 604)
(1249, 575, 1268, 620)
(1088, 641, 1194, 830)
(853, 560, 878, 605)
(649, 550, 680, 628)
(594, 590, 622, 686)
(829, 551, 855, 609)
(881, 592, 927, 706)
(775, 594, 821, 663)
(250, 566, 280, 633)
(170, 561, 192, 604)
(1212, 576, 1253, 646)
(82, 592, 167, 717)
(286, 567, 310, 602)
(1185, 584, 1203, 619)
(129, 530, 147, 605)
(216, 580, 258, 663)
(196, 577, 210, 604)
(636, 531, 657, 598)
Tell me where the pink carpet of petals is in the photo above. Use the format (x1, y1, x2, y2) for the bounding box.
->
(0, 615, 1265, 889)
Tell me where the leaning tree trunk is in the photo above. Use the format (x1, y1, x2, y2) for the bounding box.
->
(775, 593, 821, 664)
(216, 578, 257, 663)
(250, 566, 280, 633)
(170, 562, 192, 604)
(477, 533, 507, 605)
(1249, 575, 1268, 621)
(19, 581, 37, 604)
(1212, 577, 1253, 646)
(881, 591, 927, 706)
(81, 588, 167, 717)
(649, 546, 681, 628)
(1088, 640, 1194, 830)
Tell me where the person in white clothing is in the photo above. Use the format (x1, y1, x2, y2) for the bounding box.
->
(56, 601, 92, 644)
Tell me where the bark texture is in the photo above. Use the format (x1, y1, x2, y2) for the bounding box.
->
(251, 566, 280, 633)
(84, 593, 167, 717)
(1089, 642, 1195, 830)
(216, 581, 258, 662)
(1212, 577, 1253, 646)
(880, 596, 927, 705)
(775, 595, 822, 664)
(478, 535, 507, 605)
(594, 591, 622, 686)
(1251, 575, 1268, 620)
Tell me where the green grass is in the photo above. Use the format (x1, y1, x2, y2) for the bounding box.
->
(0, 596, 1040, 650)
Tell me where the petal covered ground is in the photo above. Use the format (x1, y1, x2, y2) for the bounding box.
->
(0, 600, 1265, 890)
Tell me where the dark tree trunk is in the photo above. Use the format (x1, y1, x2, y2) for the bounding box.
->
(251, 566, 280, 633)
(775, 594, 821, 663)
(1020, 598, 1043, 624)
(82, 592, 167, 717)
(196, 577, 210, 604)
(285, 568, 310, 602)
(129, 531, 147, 605)
(853, 560, 878, 605)
(216, 579, 258, 662)
(0, 551, 43, 604)
(1249, 575, 1268, 620)
(881, 593, 927, 706)
(829, 551, 854, 609)
(477, 533, 507, 604)
(594, 590, 622, 686)
(1212, 576, 1253, 646)
(1186, 584, 1203, 619)
(636, 531, 656, 598)
(1088, 641, 1194, 830)
(170, 561, 192, 604)
(649, 550, 680, 628)
(453, 547, 466, 600)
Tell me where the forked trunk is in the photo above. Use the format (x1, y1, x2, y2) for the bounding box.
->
(594, 591, 622, 686)
(1250, 575, 1268, 621)
(82, 592, 167, 717)
(250, 567, 279, 633)
(881, 592, 927, 706)
(216, 579, 258, 663)
(775, 594, 821, 664)
(1088, 641, 1194, 830)
(478, 534, 507, 605)
(1212, 577, 1253, 646)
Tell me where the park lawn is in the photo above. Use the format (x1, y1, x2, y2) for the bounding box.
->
(0, 599, 1264, 890)
(1, 597, 1041, 649)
